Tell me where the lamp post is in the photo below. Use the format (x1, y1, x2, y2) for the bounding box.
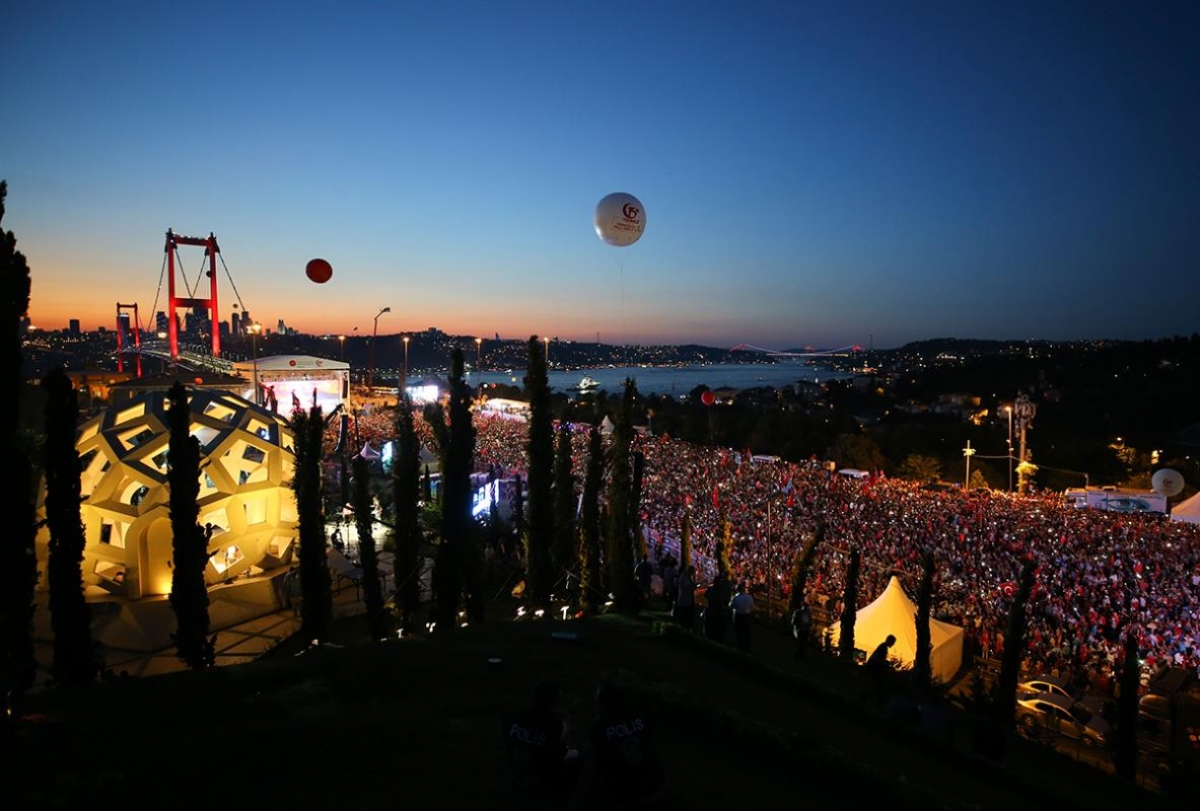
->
(368, 306, 390, 390)
(543, 335, 550, 368)
(963, 440, 976, 489)
(402, 335, 410, 391)
(248, 322, 262, 405)
(339, 334, 345, 361)
(1005, 405, 1014, 493)
(475, 337, 482, 373)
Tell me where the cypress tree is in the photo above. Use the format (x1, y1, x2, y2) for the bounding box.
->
(42, 367, 97, 685)
(786, 524, 824, 618)
(996, 559, 1037, 730)
(1, 180, 39, 716)
(631, 450, 647, 560)
(392, 395, 423, 632)
(604, 380, 639, 613)
(511, 474, 525, 542)
(291, 404, 332, 644)
(166, 383, 215, 669)
(451, 349, 483, 625)
(913, 550, 934, 690)
(1114, 629, 1140, 779)
(524, 336, 555, 607)
(715, 506, 733, 582)
(353, 455, 387, 640)
(427, 348, 478, 629)
(838, 546, 861, 660)
(552, 419, 577, 594)
(578, 420, 604, 614)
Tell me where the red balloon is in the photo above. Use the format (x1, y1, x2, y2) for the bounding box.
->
(306, 258, 333, 284)
(701, 390, 715, 406)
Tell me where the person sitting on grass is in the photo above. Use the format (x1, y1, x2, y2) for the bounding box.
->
(503, 680, 582, 801)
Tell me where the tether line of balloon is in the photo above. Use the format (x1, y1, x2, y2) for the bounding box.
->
(594, 191, 645, 349)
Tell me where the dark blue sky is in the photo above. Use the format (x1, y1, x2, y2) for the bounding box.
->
(5, 1, 1197, 348)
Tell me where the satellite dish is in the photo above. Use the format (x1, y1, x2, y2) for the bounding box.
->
(1151, 468, 1184, 497)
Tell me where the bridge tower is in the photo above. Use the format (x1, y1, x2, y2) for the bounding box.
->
(165, 229, 221, 361)
(115, 302, 143, 377)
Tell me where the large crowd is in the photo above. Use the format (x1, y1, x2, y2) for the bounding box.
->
(630, 433, 1200, 690)
(343, 401, 1200, 688)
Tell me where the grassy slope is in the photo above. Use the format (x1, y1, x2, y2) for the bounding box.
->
(6, 607, 1187, 811)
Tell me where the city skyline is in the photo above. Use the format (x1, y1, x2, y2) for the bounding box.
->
(5, 1, 1198, 350)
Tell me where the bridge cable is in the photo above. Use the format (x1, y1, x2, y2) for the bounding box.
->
(149, 251, 168, 326)
(186, 247, 207, 299)
(218, 251, 249, 314)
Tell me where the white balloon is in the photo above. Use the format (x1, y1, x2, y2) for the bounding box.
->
(594, 192, 646, 247)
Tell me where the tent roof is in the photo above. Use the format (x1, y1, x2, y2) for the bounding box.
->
(828, 575, 965, 682)
(1172, 491, 1200, 524)
(855, 576, 962, 650)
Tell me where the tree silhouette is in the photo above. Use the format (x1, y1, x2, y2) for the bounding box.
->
(578, 419, 605, 614)
(353, 455, 387, 640)
(427, 348, 478, 628)
(786, 524, 824, 619)
(839, 547, 861, 660)
(392, 395, 423, 632)
(996, 559, 1036, 730)
(291, 403, 332, 644)
(167, 383, 215, 669)
(523, 336, 554, 607)
(604, 380, 639, 613)
(1, 180, 39, 716)
(552, 419, 577, 595)
(1114, 630, 1140, 780)
(42, 367, 97, 685)
(679, 508, 693, 573)
(913, 550, 934, 690)
(715, 506, 733, 582)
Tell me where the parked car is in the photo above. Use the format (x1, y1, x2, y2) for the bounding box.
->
(1017, 675, 1105, 714)
(1016, 692, 1110, 746)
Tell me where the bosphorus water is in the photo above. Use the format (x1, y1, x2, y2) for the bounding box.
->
(468, 362, 851, 397)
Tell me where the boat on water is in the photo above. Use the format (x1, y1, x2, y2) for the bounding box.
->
(572, 375, 601, 392)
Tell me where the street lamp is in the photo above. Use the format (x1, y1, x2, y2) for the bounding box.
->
(543, 335, 550, 368)
(963, 440, 976, 489)
(475, 337, 483, 373)
(1005, 405, 1014, 493)
(248, 322, 262, 405)
(368, 307, 390, 389)
(338, 334, 345, 361)
(402, 335, 410, 391)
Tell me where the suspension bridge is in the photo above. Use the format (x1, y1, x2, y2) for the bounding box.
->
(728, 343, 864, 358)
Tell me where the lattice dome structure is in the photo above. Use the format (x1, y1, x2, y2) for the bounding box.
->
(36, 388, 299, 603)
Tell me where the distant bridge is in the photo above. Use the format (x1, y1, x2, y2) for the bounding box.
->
(729, 343, 863, 358)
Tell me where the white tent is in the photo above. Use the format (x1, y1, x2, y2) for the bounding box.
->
(1171, 492, 1200, 524)
(827, 575, 965, 684)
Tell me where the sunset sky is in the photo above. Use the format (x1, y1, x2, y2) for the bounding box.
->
(4, 1, 1197, 350)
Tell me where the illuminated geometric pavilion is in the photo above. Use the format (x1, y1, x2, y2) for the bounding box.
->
(34, 388, 300, 651)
